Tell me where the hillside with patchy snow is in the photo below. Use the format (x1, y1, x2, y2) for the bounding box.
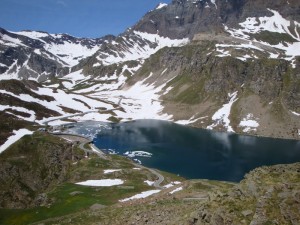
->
(0, 0, 300, 148)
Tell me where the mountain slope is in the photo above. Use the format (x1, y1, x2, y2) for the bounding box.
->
(0, 0, 299, 142)
(134, 0, 300, 39)
(130, 42, 300, 138)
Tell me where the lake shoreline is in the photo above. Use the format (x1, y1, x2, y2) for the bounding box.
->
(62, 119, 300, 182)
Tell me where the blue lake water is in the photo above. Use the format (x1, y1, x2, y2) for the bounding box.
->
(72, 120, 300, 182)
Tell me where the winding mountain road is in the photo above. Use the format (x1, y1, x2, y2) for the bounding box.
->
(149, 168, 165, 188)
(134, 164, 165, 189)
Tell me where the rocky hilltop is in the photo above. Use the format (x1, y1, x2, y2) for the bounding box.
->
(0, 133, 76, 208)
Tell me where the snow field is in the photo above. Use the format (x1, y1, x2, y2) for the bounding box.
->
(103, 169, 122, 174)
(144, 180, 155, 186)
(96, 32, 188, 66)
(119, 190, 161, 202)
(207, 92, 238, 132)
(76, 179, 124, 187)
(222, 9, 300, 66)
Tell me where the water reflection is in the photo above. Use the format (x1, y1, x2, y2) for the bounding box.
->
(237, 135, 257, 146)
(69, 120, 300, 182)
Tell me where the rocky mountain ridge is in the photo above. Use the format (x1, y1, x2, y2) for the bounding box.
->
(134, 0, 300, 39)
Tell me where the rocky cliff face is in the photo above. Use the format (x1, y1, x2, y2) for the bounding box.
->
(129, 40, 300, 138)
(0, 132, 83, 209)
(194, 163, 300, 225)
(133, 0, 300, 39)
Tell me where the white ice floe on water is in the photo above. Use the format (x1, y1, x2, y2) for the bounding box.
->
(133, 159, 142, 164)
(170, 187, 183, 194)
(76, 179, 124, 187)
(106, 149, 117, 155)
(119, 190, 161, 202)
(207, 92, 238, 132)
(0, 129, 33, 154)
(124, 151, 153, 158)
(103, 169, 122, 174)
(239, 113, 259, 133)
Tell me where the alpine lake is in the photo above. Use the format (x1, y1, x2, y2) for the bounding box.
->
(66, 119, 300, 182)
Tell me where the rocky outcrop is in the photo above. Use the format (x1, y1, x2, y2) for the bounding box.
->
(0, 132, 83, 209)
(133, 0, 300, 39)
(48, 163, 300, 225)
(195, 163, 300, 225)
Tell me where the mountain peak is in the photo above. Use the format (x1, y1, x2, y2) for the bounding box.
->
(155, 3, 168, 10)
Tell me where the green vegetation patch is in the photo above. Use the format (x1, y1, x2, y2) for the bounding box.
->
(165, 74, 207, 104)
(251, 31, 297, 45)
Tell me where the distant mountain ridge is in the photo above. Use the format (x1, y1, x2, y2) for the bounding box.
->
(134, 0, 300, 39)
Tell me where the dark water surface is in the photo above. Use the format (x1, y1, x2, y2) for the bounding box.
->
(91, 120, 300, 182)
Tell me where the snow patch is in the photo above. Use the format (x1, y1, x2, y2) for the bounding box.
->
(176, 115, 208, 125)
(170, 187, 183, 194)
(207, 92, 238, 132)
(210, 0, 217, 8)
(119, 190, 161, 202)
(290, 111, 300, 116)
(144, 180, 155, 186)
(103, 169, 122, 174)
(239, 113, 259, 133)
(163, 181, 181, 189)
(76, 179, 124, 187)
(156, 3, 168, 9)
(133, 167, 141, 170)
(0, 129, 33, 154)
(13, 30, 49, 39)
